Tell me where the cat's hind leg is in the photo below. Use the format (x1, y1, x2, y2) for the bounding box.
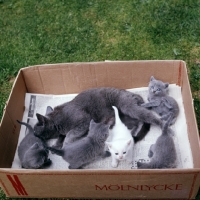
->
(133, 122, 151, 143)
(120, 104, 163, 127)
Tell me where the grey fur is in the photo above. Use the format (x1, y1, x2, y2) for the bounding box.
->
(137, 115, 177, 169)
(47, 120, 111, 169)
(34, 87, 162, 147)
(17, 120, 51, 169)
(141, 76, 179, 125)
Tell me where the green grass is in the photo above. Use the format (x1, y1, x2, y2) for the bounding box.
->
(0, 0, 200, 199)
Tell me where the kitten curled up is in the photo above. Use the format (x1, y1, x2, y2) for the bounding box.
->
(141, 76, 179, 125)
(34, 87, 161, 148)
(47, 120, 111, 169)
(137, 115, 177, 169)
(17, 120, 51, 169)
(106, 106, 134, 168)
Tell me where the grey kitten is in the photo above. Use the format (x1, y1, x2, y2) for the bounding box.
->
(142, 76, 179, 125)
(17, 120, 51, 169)
(34, 87, 162, 147)
(47, 120, 111, 169)
(137, 115, 177, 169)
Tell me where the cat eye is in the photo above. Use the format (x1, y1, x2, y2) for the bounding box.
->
(157, 88, 161, 91)
(123, 152, 126, 154)
(115, 153, 118, 155)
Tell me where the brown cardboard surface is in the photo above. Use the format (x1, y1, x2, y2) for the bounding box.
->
(0, 60, 199, 199)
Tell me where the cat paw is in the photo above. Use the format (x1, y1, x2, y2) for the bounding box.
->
(43, 159, 52, 167)
(111, 161, 118, 168)
(137, 161, 144, 168)
(68, 165, 81, 169)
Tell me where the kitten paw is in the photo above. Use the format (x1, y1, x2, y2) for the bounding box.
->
(43, 159, 52, 167)
(137, 161, 143, 168)
(111, 161, 118, 168)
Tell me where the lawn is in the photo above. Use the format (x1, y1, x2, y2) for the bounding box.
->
(0, 0, 200, 199)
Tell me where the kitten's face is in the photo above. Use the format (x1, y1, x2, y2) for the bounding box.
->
(23, 143, 50, 169)
(149, 76, 169, 97)
(107, 140, 131, 160)
(34, 113, 59, 140)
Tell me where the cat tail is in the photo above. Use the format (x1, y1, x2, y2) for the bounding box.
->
(134, 123, 151, 143)
(162, 114, 173, 135)
(46, 146, 64, 156)
(16, 120, 34, 133)
(112, 106, 121, 125)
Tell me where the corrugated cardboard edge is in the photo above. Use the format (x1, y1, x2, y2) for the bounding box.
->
(0, 60, 199, 199)
(0, 69, 27, 167)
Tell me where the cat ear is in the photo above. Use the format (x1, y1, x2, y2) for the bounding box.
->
(36, 113, 49, 125)
(89, 119, 96, 128)
(150, 76, 155, 81)
(164, 83, 169, 88)
(105, 142, 112, 148)
(127, 139, 132, 146)
(45, 106, 53, 115)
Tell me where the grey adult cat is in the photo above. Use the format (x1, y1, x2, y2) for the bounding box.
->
(34, 87, 162, 148)
(137, 115, 177, 169)
(141, 76, 179, 125)
(17, 120, 51, 169)
(47, 120, 111, 169)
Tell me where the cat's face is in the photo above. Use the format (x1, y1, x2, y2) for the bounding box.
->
(106, 139, 131, 160)
(149, 76, 169, 97)
(34, 113, 59, 140)
(23, 143, 51, 169)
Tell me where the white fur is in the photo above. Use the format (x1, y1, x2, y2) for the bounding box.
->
(106, 106, 134, 168)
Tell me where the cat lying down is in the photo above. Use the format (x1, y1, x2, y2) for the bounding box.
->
(47, 120, 111, 169)
(17, 120, 51, 169)
(142, 76, 179, 125)
(34, 87, 162, 149)
(137, 115, 177, 169)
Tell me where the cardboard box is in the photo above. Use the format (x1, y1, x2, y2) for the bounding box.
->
(0, 60, 199, 199)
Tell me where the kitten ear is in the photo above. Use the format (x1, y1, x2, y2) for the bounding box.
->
(89, 119, 96, 128)
(36, 113, 49, 125)
(127, 139, 132, 146)
(164, 83, 169, 88)
(45, 106, 53, 115)
(150, 76, 155, 81)
(105, 142, 112, 148)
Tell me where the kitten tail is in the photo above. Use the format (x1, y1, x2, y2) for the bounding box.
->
(112, 106, 120, 124)
(46, 146, 64, 156)
(162, 114, 173, 135)
(16, 120, 34, 133)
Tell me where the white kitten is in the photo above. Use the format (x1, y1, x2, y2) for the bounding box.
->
(106, 106, 134, 168)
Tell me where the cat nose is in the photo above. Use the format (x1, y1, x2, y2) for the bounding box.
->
(119, 156, 123, 159)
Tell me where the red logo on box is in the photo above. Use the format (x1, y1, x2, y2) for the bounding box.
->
(7, 175, 28, 196)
